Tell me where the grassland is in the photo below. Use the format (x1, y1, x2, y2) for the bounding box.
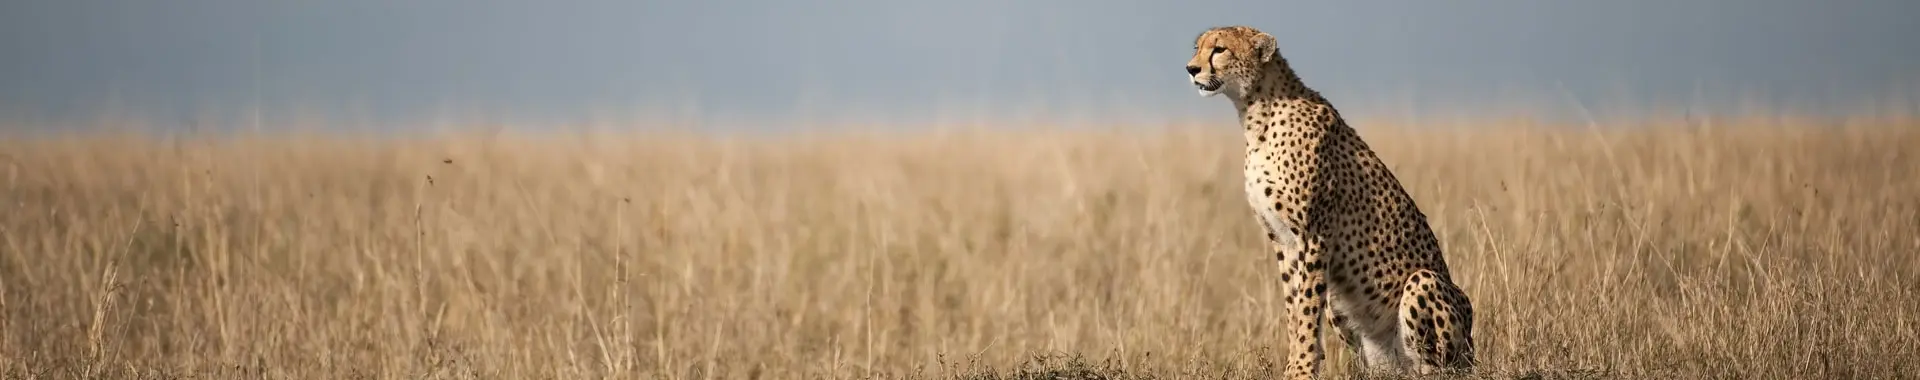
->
(2, 116, 1918, 379)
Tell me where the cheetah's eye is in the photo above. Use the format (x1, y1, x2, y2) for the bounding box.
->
(1212, 46, 1226, 54)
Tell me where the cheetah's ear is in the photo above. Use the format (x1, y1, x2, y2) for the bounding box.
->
(1250, 32, 1277, 63)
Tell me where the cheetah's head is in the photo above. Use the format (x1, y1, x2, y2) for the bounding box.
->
(1185, 26, 1277, 99)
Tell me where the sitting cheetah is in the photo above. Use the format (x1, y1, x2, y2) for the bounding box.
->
(1183, 25, 1475, 378)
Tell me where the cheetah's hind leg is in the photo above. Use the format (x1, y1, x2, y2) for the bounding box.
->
(1397, 269, 1475, 375)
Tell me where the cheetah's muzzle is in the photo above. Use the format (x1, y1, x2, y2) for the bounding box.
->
(1193, 80, 1221, 92)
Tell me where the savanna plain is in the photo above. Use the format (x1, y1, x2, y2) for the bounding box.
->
(2, 115, 1918, 380)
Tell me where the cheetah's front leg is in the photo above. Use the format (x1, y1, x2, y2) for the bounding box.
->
(1276, 234, 1327, 380)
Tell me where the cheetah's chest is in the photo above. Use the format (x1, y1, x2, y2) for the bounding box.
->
(1243, 150, 1302, 250)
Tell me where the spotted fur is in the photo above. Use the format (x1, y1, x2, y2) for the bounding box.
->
(1184, 25, 1475, 379)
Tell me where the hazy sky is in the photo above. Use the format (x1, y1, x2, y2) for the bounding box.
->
(1, 0, 1915, 129)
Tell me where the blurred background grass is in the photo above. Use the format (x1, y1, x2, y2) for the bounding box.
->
(3, 115, 1916, 379)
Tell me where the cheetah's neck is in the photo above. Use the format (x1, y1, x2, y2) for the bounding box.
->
(1233, 59, 1337, 146)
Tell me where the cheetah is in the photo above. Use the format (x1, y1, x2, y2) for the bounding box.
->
(1183, 25, 1475, 378)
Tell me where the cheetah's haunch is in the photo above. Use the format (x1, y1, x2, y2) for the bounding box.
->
(1184, 25, 1476, 379)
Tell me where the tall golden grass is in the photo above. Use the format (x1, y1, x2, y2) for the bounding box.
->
(2, 116, 1917, 379)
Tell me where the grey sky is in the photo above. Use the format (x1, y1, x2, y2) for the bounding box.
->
(1, 0, 1915, 130)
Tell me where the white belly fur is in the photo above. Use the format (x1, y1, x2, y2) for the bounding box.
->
(1329, 285, 1413, 369)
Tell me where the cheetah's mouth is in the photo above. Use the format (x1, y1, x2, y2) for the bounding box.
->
(1194, 80, 1222, 96)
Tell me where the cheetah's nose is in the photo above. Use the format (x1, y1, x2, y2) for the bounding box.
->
(1186, 65, 1201, 76)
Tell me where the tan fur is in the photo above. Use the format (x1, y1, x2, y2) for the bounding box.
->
(1184, 25, 1475, 379)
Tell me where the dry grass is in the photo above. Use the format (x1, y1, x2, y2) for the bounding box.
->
(2, 116, 1918, 380)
